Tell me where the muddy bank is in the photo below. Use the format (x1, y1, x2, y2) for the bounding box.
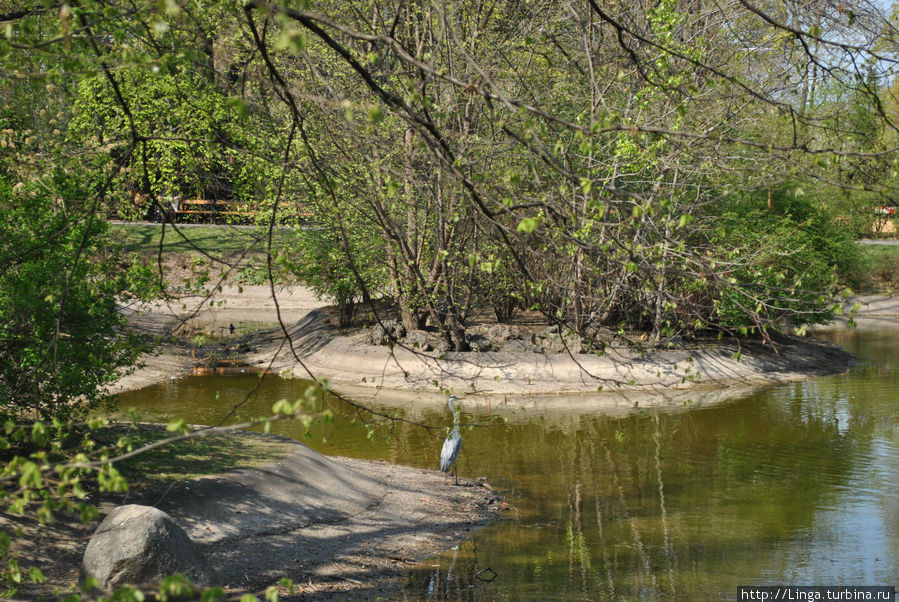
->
(291, 322, 852, 406)
(810, 293, 899, 331)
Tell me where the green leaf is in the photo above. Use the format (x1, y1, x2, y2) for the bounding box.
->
(226, 97, 249, 120)
(200, 587, 226, 602)
(517, 217, 539, 233)
(275, 30, 306, 55)
(166, 419, 188, 434)
(81, 576, 99, 593)
(272, 399, 292, 415)
(161, 0, 182, 16)
(159, 574, 196, 600)
(579, 177, 592, 195)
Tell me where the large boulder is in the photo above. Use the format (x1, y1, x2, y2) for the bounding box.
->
(81, 504, 219, 591)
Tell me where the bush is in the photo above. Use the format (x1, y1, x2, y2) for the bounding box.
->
(280, 227, 382, 327)
(705, 186, 858, 330)
(0, 176, 148, 422)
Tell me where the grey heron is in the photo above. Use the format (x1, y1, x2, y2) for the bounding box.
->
(440, 395, 462, 484)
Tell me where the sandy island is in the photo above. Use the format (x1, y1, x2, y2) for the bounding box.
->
(112, 285, 891, 408)
(15, 286, 897, 599)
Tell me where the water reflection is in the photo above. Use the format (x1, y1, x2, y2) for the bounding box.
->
(115, 330, 899, 599)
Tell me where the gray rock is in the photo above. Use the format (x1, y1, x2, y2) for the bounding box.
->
(368, 319, 406, 346)
(466, 324, 490, 337)
(581, 326, 612, 352)
(82, 504, 219, 591)
(500, 339, 544, 354)
(404, 329, 432, 351)
(584, 325, 618, 345)
(532, 325, 583, 353)
(485, 324, 519, 343)
(367, 325, 386, 345)
(432, 338, 451, 353)
(467, 333, 494, 352)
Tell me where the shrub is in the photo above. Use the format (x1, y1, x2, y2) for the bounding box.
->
(704, 186, 858, 330)
(0, 176, 148, 422)
(280, 227, 383, 327)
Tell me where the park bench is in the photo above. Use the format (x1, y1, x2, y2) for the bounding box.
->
(162, 198, 244, 223)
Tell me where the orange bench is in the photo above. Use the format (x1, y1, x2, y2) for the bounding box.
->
(169, 199, 243, 222)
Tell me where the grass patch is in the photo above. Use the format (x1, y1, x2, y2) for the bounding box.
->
(110, 222, 302, 287)
(109, 223, 295, 255)
(856, 243, 899, 293)
(94, 424, 296, 484)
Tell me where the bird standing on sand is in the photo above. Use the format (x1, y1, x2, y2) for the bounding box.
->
(440, 395, 462, 484)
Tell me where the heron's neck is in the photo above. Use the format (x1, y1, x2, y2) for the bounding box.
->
(448, 400, 460, 423)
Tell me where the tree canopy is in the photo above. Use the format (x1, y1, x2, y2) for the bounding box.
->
(5, 1, 897, 353)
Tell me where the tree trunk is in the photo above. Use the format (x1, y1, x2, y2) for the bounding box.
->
(445, 312, 469, 352)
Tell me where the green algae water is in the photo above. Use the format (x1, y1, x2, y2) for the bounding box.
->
(115, 329, 899, 599)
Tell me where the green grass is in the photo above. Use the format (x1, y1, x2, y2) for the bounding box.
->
(109, 223, 295, 255)
(93, 424, 296, 484)
(856, 243, 899, 293)
(109, 222, 302, 286)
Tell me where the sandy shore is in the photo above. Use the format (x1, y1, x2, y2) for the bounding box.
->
(110, 286, 895, 409)
(14, 435, 505, 600)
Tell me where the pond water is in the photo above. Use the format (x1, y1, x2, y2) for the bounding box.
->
(115, 329, 899, 600)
